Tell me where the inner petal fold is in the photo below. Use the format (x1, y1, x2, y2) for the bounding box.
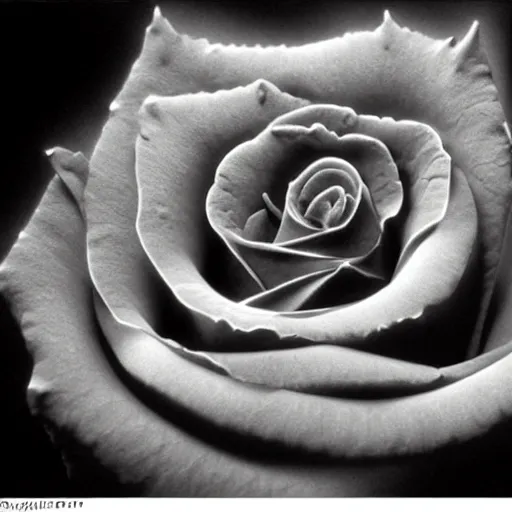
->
(304, 185, 347, 229)
(274, 157, 363, 243)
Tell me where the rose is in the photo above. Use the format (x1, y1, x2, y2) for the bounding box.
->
(2, 5, 511, 497)
(1, 6, 512, 496)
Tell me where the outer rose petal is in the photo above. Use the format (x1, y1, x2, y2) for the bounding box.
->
(1, 151, 426, 496)
(87, 7, 509, 357)
(127, 8, 511, 355)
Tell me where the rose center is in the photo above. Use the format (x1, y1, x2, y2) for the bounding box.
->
(268, 157, 363, 243)
(303, 185, 348, 228)
(297, 165, 360, 229)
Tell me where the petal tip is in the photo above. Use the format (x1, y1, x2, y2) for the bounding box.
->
(27, 375, 50, 412)
(256, 79, 272, 105)
(140, 95, 162, 120)
(381, 9, 400, 30)
(454, 20, 480, 69)
(439, 36, 457, 51)
(148, 4, 169, 35)
(45, 146, 72, 166)
(253, 79, 288, 106)
(109, 100, 121, 113)
(45, 147, 88, 182)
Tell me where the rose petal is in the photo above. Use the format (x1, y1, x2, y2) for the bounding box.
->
(136, 11, 509, 355)
(45, 147, 89, 215)
(94, 270, 512, 461)
(209, 340, 512, 398)
(243, 208, 279, 242)
(2, 149, 423, 496)
(90, 9, 509, 357)
(303, 185, 348, 229)
(335, 134, 404, 227)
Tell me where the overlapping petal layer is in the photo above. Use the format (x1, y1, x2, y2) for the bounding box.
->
(139, 96, 476, 363)
(206, 110, 405, 304)
(207, 102, 457, 312)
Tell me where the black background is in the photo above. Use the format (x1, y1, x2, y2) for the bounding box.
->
(0, 0, 511, 497)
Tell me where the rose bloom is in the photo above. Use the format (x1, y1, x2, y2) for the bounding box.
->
(1, 3, 512, 497)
